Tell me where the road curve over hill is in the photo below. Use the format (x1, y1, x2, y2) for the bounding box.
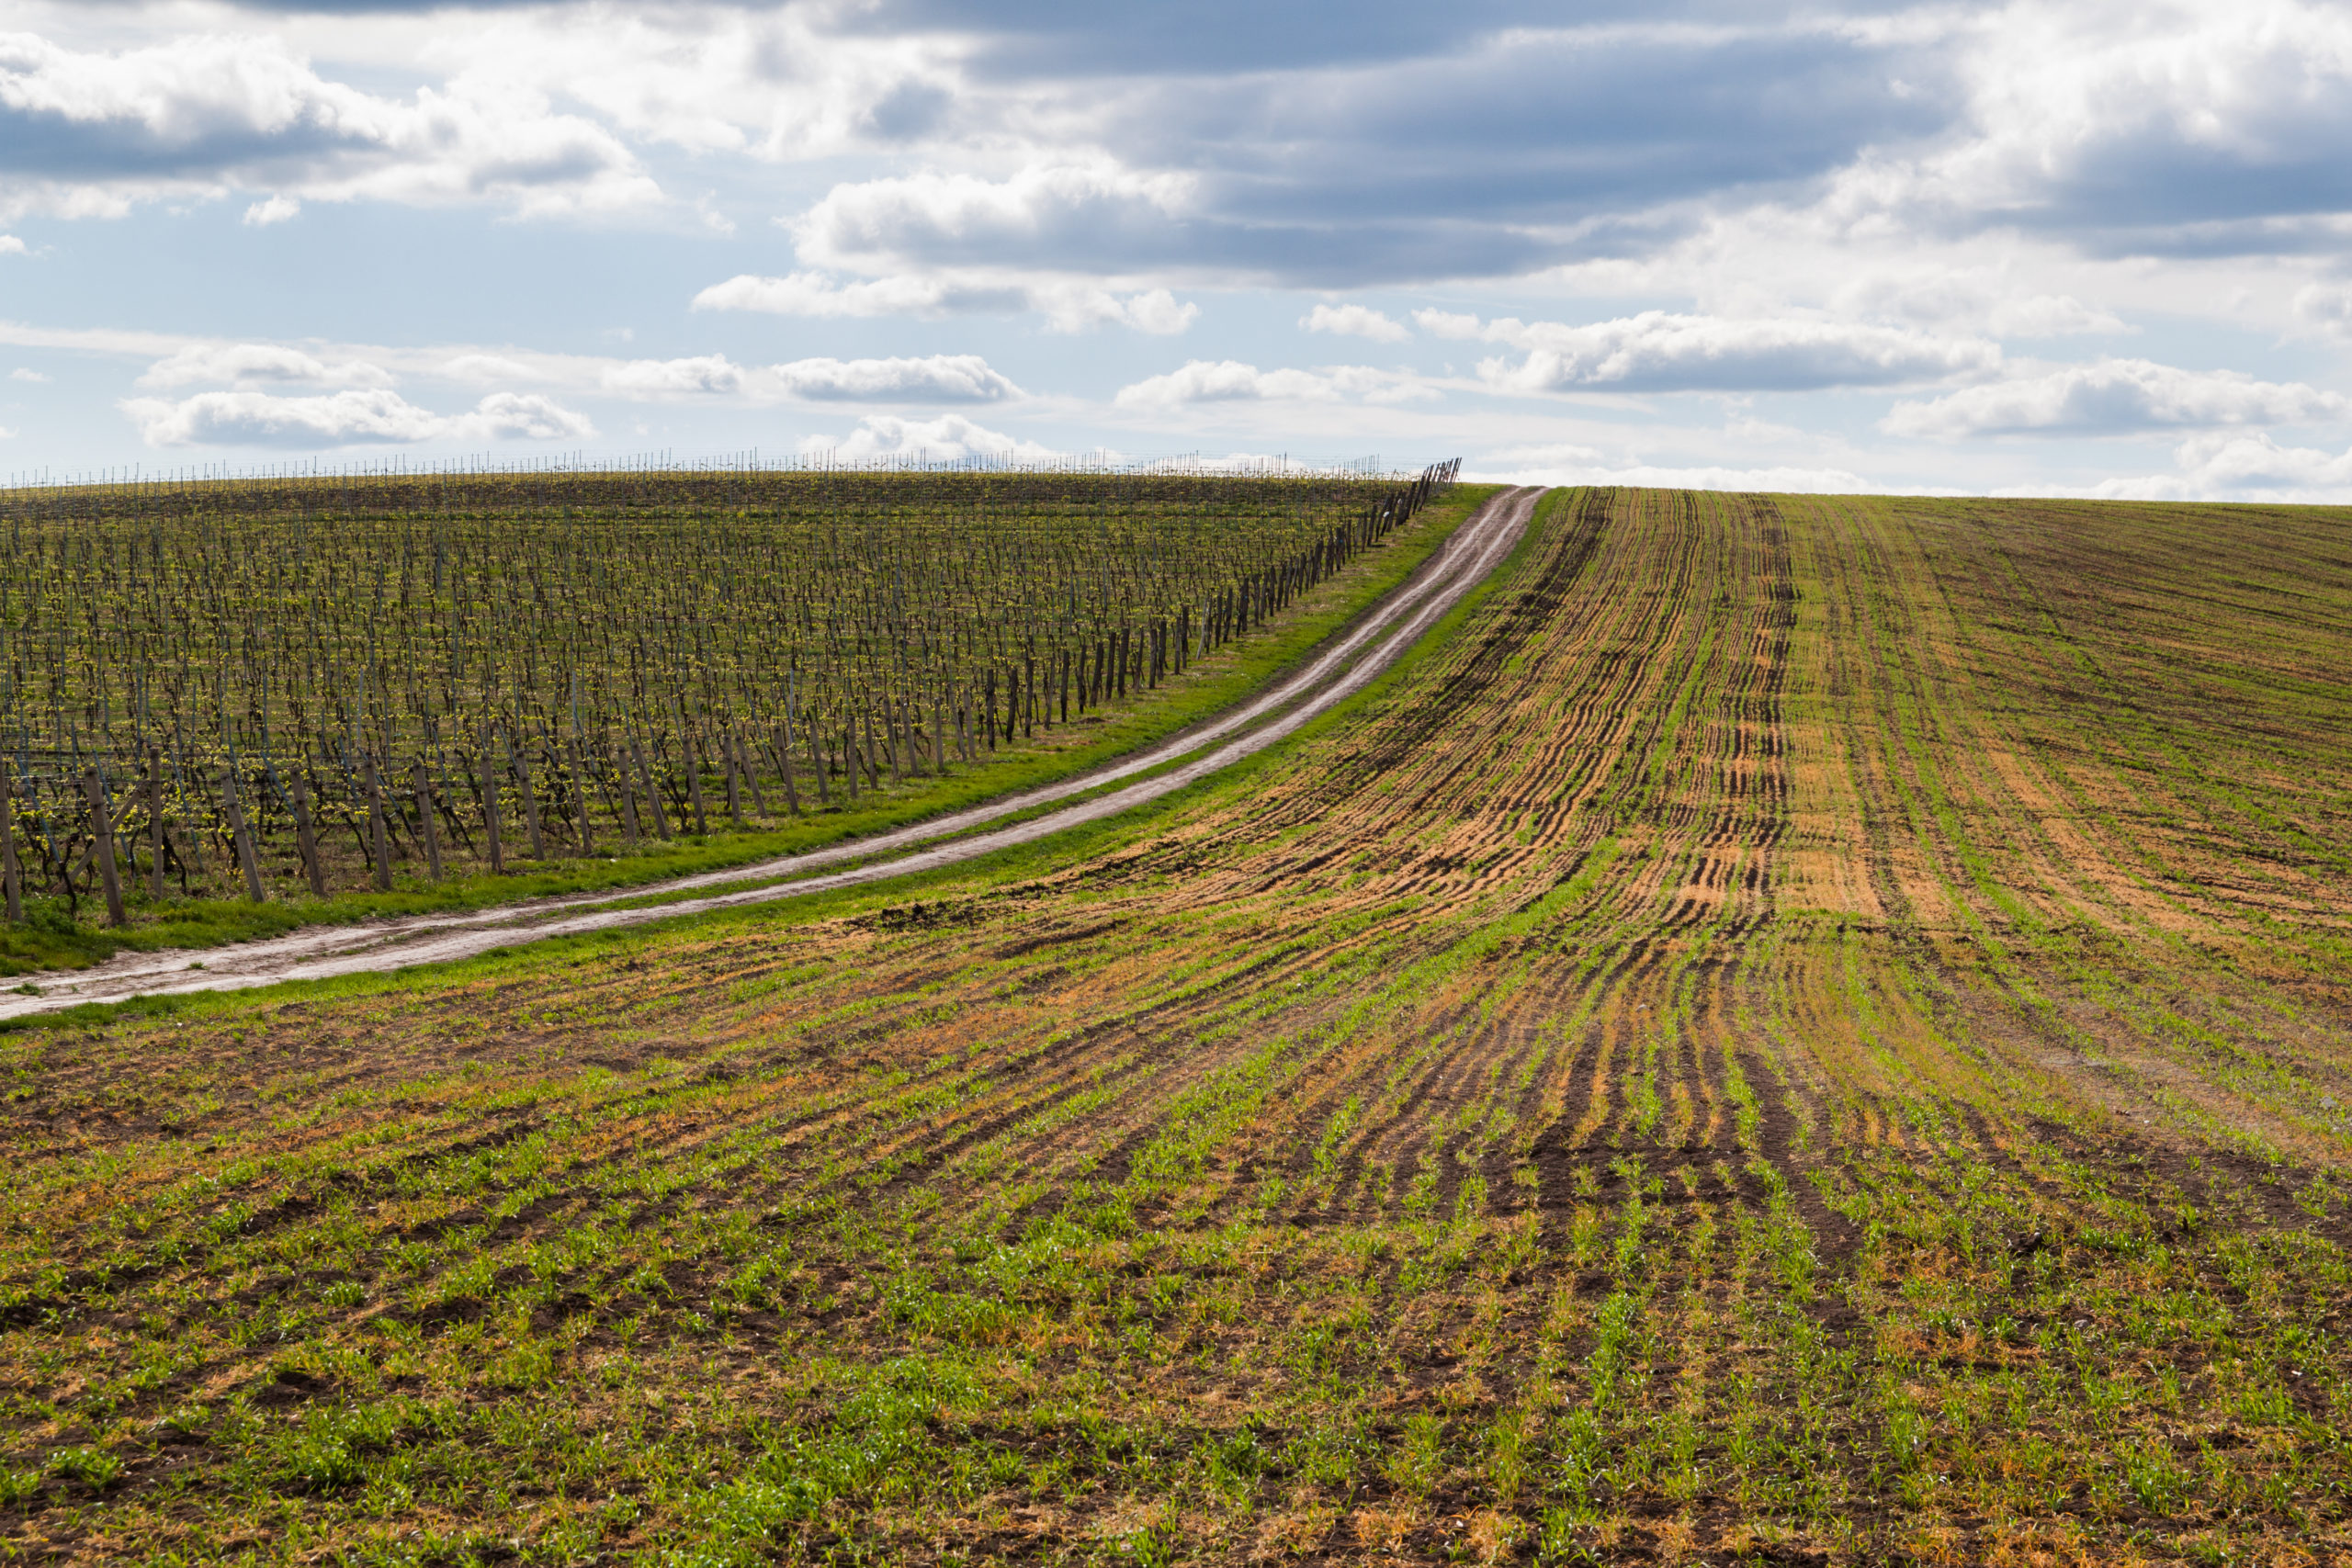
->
(0, 486, 1542, 1021)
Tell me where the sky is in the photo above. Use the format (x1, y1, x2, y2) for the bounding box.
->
(4, 1, 2352, 498)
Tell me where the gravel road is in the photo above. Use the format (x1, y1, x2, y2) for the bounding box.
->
(0, 485, 1541, 1021)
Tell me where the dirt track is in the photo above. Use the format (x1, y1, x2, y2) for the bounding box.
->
(0, 485, 1540, 1022)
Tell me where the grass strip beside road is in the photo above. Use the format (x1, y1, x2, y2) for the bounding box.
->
(0, 486, 1500, 978)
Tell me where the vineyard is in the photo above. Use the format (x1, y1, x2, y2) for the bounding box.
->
(0, 486, 2347, 1565)
(0, 462, 1454, 934)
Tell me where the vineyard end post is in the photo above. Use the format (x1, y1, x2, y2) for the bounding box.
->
(85, 769, 127, 928)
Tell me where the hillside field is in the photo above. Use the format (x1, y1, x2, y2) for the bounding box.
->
(1, 486, 2348, 1566)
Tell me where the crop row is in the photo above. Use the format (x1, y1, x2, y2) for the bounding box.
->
(0, 461, 1454, 922)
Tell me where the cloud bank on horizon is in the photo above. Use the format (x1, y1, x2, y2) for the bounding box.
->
(1, 0, 2350, 498)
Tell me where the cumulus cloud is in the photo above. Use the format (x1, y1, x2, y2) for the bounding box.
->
(791, 161, 1197, 277)
(9, 367, 44, 381)
(596, 355, 747, 398)
(691, 270, 1193, 334)
(1830, 272, 2131, 337)
(1423, 310, 1999, 394)
(2292, 283, 2352, 341)
(2082, 432, 2352, 502)
(1113, 359, 1432, 408)
(437, 353, 539, 385)
(1301, 304, 1409, 343)
(0, 234, 22, 254)
(138, 342, 392, 389)
(119, 388, 593, 447)
(1031, 285, 1196, 334)
(798, 413, 1058, 463)
(1476, 459, 1891, 494)
(1911, 0, 2352, 248)
(406, 6, 965, 164)
(242, 195, 299, 226)
(769, 354, 1019, 402)
(1883, 358, 2347, 437)
(693, 270, 1010, 319)
(592, 352, 1018, 402)
(0, 30, 658, 220)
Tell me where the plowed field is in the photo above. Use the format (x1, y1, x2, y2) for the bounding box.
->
(3, 488, 2349, 1566)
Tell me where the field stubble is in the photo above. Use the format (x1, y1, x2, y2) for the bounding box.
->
(0, 487, 2348, 1565)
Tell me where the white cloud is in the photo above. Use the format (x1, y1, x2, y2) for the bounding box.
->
(119, 388, 593, 447)
(1986, 294, 2130, 337)
(1916, 1, 2352, 238)
(1033, 285, 1196, 335)
(417, 7, 965, 163)
(2292, 283, 2352, 341)
(438, 353, 539, 385)
(791, 161, 1197, 276)
(693, 271, 999, 320)
(769, 355, 1019, 403)
(1884, 358, 2347, 437)
(0, 234, 22, 254)
(1301, 304, 1409, 343)
(798, 413, 1058, 463)
(1413, 310, 1487, 341)
(138, 342, 393, 389)
(1114, 359, 1432, 408)
(590, 352, 1019, 402)
(1427, 310, 1999, 394)
(0, 30, 659, 220)
(2083, 432, 2352, 502)
(596, 355, 747, 398)
(8, 367, 42, 382)
(242, 195, 300, 227)
(1470, 457, 1894, 495)
(1831, 272, 2129, 337)
(692, 270, 1193, 334)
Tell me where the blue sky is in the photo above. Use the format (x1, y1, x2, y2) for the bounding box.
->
(5, 0, 2352, 497)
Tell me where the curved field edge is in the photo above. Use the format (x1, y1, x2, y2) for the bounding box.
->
(0, 488, 2346, 1567)
(0, 485, 1503, 980)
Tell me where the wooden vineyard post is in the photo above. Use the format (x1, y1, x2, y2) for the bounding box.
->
(738, 734, 767, 818)
(807, 720, 829, 807)
(875, 703, 900, 786)
(413, 761, 444, 881)
(614, 742, 642, 850)
(932, 694, 947, 774)
(220, 772, 265, 904)
(776, 719, 800, 816)
(85, 769, 127, 928)
(631, 737, 670, 841)
(1, 760, 20, 925)
(146, 746, 166, 900)
(363, 758, 394, 892)
(481, 725, 506, 874)
(723, 736, 745, 828)
(865, 705, 889, 788)
(566, 736, 595, 855)
(843, 721, 860, 803)
(512, 734, 547, 861)
(684, 733, 710, 835)
(290, 774, 327, 897)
